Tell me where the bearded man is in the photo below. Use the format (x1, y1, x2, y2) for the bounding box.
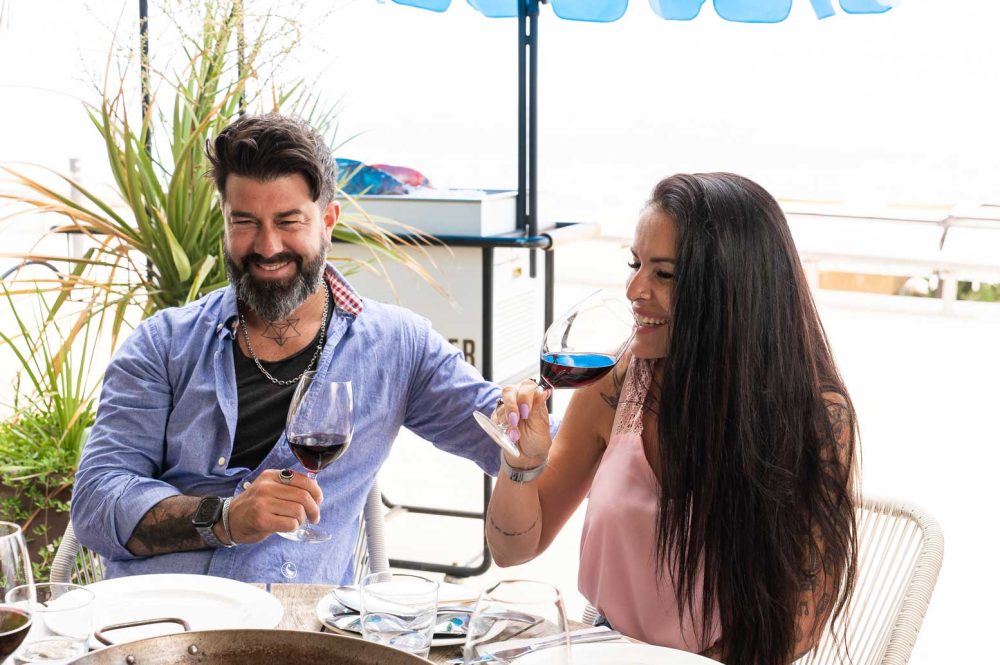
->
(71, 114, 501, 583)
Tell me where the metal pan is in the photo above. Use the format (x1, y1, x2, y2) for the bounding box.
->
(68, 629, 429, 664)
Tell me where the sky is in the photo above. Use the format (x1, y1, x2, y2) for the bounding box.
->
(1, 0, 998, 235)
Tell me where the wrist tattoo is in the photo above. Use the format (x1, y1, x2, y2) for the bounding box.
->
(489, 512, 539, 537)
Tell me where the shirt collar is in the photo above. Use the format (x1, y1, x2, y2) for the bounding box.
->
(217, 264, 363, 338)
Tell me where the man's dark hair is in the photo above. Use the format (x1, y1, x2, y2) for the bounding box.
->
(207, 113, 337, 206)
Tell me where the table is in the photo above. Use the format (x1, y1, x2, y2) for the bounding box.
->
(269, 583, 587, 664)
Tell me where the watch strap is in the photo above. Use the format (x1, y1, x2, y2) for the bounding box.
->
(220, 497, 237, 547)
(500, 455, 547, 483)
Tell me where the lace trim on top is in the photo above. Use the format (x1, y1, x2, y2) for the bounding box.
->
(613, 357, 654, 436)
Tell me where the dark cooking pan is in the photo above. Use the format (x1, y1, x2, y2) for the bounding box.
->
(68, 629, 429, 664)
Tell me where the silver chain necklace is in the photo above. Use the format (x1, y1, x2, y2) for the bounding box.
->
(238, 285, 330, 386)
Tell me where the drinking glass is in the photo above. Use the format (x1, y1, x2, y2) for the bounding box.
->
(474, 290, 634, 456)
(5, 583, 94, 663)
(462, 580, 571, 665)
(277, 371, 353, 543)
(0, 523, 33, 602)
(359, 573, 439, 658)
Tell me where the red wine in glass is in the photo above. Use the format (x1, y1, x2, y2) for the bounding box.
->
(278, 373, 353, 544)
(0, 606, 31, 659)
(287, 432, 352, 472)
(473, 290, 634, 458)
(539, 352, 617, 389)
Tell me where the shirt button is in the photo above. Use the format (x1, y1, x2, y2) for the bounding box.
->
(216, 323, 224, 332)
(217, 456, 226, 466)
(242, 481, 251, 490)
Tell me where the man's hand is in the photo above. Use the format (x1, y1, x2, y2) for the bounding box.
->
(225, 469, 324, 544)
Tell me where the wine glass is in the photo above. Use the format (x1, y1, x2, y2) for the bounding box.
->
(474, 290, 634, 456)
(277, 371, 354, 543)
(462, 580, 571, 665)
(0, 522, 33, 661)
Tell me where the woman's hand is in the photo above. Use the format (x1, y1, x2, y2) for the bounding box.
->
(496, 378, 552, 467)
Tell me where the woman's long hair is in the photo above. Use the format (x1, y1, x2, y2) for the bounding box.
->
(650, 173, 858, 665)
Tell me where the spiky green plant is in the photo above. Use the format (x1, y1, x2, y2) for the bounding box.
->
(0, 0, 437, 322)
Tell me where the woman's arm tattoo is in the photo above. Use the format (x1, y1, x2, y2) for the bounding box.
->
(488, 511, 540, 537)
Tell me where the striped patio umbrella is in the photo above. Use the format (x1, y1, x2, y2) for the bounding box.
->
(383, 0, 899, 240)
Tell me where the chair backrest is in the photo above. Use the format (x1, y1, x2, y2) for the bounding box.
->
(580, 497, 943, 665)
(51, 481, 390, 585)
(800, 497, 944, 665)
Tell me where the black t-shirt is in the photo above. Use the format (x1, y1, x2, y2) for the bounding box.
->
(228, 307, 331, 471)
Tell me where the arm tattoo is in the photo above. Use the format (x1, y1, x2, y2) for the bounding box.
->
(261, 318, 302, 347)
(599, 364, 626, 410)
(827, 399, 853, 451)
(488, 512, 539, 537)
(126, 496, 208, 556)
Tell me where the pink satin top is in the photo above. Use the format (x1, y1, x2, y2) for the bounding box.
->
(578, 358, 720, 650)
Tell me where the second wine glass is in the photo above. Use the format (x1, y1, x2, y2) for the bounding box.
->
(277, 371, 354, 543)
(463, 580, 571, 665)
(0, 522, 33, 660)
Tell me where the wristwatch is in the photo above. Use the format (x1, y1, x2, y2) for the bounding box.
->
(192, 496, 234, 549)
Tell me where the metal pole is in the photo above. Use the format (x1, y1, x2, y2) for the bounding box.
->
(527, 0, 539, 277)
(516, 2, 528, 232)
(234, 0, 246, 116)
(139, 0, 151, 154)
(527, 0, 539, 239)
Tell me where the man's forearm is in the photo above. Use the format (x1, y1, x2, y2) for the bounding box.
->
(126, 496, 208, 556)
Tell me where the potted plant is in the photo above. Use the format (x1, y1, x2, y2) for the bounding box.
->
(0, 0, 437, 578)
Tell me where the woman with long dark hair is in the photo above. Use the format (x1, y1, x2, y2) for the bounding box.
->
(487, 173, 858, 664)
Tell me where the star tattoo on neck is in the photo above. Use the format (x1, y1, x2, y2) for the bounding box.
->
(261, 318, 302, 346)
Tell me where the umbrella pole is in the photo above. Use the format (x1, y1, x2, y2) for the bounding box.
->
(518, 0, 540, 275)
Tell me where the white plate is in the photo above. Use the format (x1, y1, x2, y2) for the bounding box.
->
(84, 574, 283, 648)
(517, 642, 716, 665)
(328, 581, 480, 612)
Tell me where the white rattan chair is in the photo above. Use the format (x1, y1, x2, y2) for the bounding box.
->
(798, 497, 944, 665)
(50, 480, 391, 585)
(581, 497, 943, 665)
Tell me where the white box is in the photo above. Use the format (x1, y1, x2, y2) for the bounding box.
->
(353, 189, 518, 237)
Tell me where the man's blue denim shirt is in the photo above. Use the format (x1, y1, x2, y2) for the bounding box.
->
(72, 267, 500, 584)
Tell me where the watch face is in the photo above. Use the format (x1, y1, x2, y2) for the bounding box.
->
(193, 496, 224, 527)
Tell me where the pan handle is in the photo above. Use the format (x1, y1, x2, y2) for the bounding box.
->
(94, 617, 192, 646)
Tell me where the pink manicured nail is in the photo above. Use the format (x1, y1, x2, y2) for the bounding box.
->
(510, 429, 521, 442)
(508, 412, 519, 428)
(519, 404, 530, 420)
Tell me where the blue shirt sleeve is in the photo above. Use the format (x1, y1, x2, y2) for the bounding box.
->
(403, 316, 502, 476)
(71, 315, 182, 561)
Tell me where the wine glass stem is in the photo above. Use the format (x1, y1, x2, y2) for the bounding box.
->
(305, 470, 319, 528)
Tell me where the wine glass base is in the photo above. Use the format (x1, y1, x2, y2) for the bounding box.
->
(276, 526, 332, 543)
(472, 411, 521, 459)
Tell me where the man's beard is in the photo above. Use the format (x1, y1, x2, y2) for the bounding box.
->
(224, 246, 327, 322)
